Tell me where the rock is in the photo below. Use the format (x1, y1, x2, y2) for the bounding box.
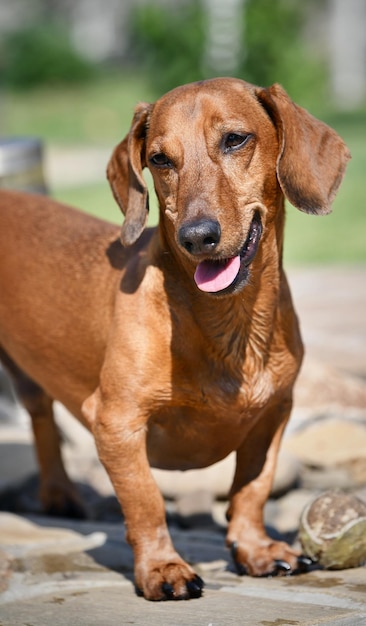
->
(0, 428, 37, 488)
(283, 417, 366, 468)
(152, 450, 301, 501)
(266, 489, 315, 535)
(0, 548, 13, 594)
(271, 451, 302, 497)
(299, 490, 366, 569)
(0, 512, 106, 556)
(294, 358, 366, 411)
(337, 457, 366, 485)
(300, 457, 366, 491)
(152, 454, 235, 500)
(300, 466, 347, 491)
(175, 490, 215, 528)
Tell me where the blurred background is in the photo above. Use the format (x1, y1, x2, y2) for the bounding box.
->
(0, 0, 365, 264)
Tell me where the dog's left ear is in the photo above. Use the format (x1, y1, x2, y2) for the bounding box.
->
(107, 103, 152, 246)
(256, 84, 351, 214)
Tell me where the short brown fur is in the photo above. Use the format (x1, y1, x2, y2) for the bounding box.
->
(0, 78, 350, 600)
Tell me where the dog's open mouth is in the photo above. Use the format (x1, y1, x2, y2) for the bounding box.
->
(194, 212, 262, 294)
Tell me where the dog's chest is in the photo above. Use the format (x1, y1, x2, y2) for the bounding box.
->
(147, 366, 275, 470)
(152, 357, 273, 426)
(146, 324, 296, 469)
(177, 357, 275, 415)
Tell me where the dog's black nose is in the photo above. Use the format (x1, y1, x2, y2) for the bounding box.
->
(178, 219, 221, 255)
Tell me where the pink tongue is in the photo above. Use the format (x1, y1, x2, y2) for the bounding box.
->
(194, 256, 241, 293)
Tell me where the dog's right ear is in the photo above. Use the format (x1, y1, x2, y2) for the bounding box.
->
(107, 103, 152, 247)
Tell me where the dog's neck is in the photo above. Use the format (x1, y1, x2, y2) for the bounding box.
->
(157, 210, 285, 374)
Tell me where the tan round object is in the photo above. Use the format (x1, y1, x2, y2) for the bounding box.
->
(299, 490, 366, 569)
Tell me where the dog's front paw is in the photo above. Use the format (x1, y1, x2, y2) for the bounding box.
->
(135, 560, 204, 601)
(230, 539, 311, 577)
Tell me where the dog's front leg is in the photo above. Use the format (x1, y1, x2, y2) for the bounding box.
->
(82, 389, 203, 601)
(226, 398, 305, 577)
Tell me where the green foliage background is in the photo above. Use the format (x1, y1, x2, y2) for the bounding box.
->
(130, 0, 326, 105)
(1, 21, 95, 88)
(1, 1, 365, 264)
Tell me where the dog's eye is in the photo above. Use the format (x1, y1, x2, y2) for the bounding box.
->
(222, 133, 251, 153)
(149, 153, 173, 168)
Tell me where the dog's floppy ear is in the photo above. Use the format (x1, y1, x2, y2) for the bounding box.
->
(107, 103, 152, 246)
(256, 84, 351, 215)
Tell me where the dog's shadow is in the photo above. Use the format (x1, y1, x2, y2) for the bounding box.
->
(0, 472, 299, 583)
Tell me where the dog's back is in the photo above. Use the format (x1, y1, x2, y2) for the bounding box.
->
(0, 190, 122, 415)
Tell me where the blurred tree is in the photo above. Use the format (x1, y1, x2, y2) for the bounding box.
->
(242, 0, 325, 101)
(244, 0, 304, 86)
(2, 20, 96, 88)
(129, 0, 326, 103)
(130, 2, 206, 93)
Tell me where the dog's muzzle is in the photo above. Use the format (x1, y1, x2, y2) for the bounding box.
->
(193, 212, 263, 295)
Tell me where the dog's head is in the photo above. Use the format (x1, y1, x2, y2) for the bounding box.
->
(107, 78, 350, 295)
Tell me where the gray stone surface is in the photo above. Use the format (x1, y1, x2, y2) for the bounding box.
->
(0, 512, 365, 625)
(289, 266, 366, 378)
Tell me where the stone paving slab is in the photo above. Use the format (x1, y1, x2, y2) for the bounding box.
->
(1, 582, 365, 626)
(288, 266, 366, 378)
(0, 513, 365, 626)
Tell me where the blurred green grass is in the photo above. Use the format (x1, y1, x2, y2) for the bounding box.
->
(284, 112, 365, 264)
(3, 72, 365, 264)
(54, 174, 159, 228)
(2, 71, 156, 144)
